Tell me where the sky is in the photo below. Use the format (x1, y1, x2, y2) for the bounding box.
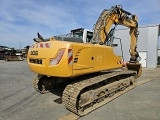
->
(0, 0, 160, 49)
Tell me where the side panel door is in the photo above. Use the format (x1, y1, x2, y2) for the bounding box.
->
(93, 44, 104, 71)
(93, 44, 122, 71)
(73, 43, 94, 75)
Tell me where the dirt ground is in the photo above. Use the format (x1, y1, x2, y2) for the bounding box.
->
(0, 60, 160, 120)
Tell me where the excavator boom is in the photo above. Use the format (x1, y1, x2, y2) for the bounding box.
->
(91, 5, 142, 77)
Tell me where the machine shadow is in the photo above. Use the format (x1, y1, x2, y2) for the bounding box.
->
(49, 79, 75, 104)
(49, 71, 112, 104)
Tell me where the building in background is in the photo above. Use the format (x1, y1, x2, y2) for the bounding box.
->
(113, 24, 160, 68)
(22, 46, 29, 58)
(0, 45, 29, 60)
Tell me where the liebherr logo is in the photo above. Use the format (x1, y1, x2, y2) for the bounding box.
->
(30, 51, 38, 55)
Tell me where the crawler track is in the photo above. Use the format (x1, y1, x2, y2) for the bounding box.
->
(32, 74, 49, 94)
(62, 70, 136, 116)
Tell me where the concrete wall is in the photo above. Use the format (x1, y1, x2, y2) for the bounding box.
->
(147, 26, 159, 68)
(113, 24, 159, 68)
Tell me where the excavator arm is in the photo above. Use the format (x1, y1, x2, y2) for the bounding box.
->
(92, 5, 142, 77)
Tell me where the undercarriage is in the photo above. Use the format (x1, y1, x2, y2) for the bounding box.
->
(32, 70, 136, 116)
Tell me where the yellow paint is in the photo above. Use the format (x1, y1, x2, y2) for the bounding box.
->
(28, 41, 122, 77)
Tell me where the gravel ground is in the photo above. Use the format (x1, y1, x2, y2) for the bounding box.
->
(0, 60, 160, 120)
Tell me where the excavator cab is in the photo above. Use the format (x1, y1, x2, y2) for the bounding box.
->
(71, 28, 84, 39)
(71, 28, 93, 43)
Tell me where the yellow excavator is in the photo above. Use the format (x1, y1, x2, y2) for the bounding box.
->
(28, 5, 142, 116)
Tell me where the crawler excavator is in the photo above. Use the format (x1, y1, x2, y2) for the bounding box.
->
(27, 5, 142, 116)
